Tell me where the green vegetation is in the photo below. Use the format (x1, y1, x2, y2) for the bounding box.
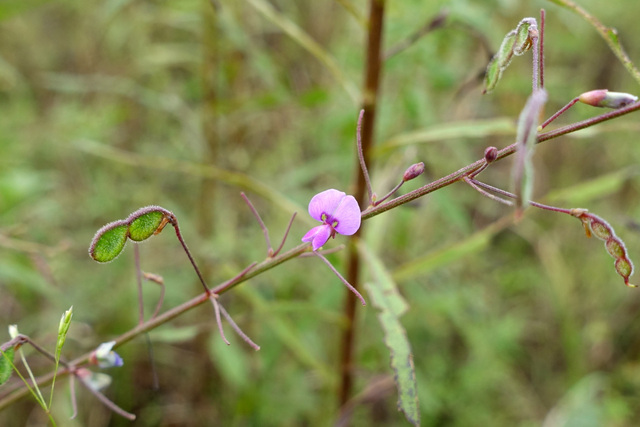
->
(2, 0, 640, 425)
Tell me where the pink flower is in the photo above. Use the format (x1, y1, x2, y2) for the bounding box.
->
(302, 189, 361, 251)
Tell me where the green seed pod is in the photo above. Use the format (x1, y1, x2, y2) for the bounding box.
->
(615, 258, 635, 286)
(606, 237, 627, 259)
(89, 220, 129, 263)
(514, 18, 536, 56)
(589, 216, 613, 241)
(128, 206, 171, 242)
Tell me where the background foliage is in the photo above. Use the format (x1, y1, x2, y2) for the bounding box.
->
(2, 0, 640, 425)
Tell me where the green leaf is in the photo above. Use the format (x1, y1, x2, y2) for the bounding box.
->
(512, 89, 547, 212)
(0, 348, 15, 386)
(359, 242, 419, 426)
(89, 220, 129, 263)
(128, 208, 166, 242)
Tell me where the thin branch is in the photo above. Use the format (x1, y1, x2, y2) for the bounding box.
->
(463, 177, 513, 206)
(209, 296, 230, 346)
(241, 192, 273, 255)
(273, 212, 297, 257)
(134, 245, 144, 324)
(313, 251, 366, 306)
(218, 304, 261, 351)
(356, 109, 374, 204)
(384, 9, 448, 60)
(75, 373, 136, 420)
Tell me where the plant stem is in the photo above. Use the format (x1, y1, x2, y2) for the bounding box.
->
(340, 0, 386, 409)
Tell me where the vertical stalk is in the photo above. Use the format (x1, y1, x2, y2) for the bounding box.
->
(199, 0, 219, 252)
(338, 0, 385, 407)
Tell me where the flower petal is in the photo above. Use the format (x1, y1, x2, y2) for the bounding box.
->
(311, 225, 332, 251)
(308, 189, 346, 222)
(333, 195, 361, 235)
(302, 225, 324, 243)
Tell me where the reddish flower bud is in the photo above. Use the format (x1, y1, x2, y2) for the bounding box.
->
(579, 89, 638, 109)
(403, 162, 425, 182)
(484, 146, 498, 163)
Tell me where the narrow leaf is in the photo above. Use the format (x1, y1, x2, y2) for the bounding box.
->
(512, 89, 547, 214)
(359, 242, 419, 426)
(0, 348, 15, 386)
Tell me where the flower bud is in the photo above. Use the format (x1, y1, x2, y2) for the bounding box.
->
(579, 89, 638, 109)
(403, 162, 425, 181)
(484, 146, 498, 163)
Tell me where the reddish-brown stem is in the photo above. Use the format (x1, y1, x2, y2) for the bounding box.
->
(169, 217, 211, 293)
(210, 296, 230, 346)
(273, 212, 297, 257)
(313, 251, 366, 306)
(218, 304, 261, 351)
(373, 179, 404, 206)
(134, 244, 144, 324)
(76, 373, 136, 420)
(469, 179, 573, 215)
(241, 192, 273, 255)
(541, 97, 579, 129)
(340, 0, 386, 408)
(356, 109, 374, 203)
(361, 99, 640, 220)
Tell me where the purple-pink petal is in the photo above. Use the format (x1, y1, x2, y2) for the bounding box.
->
(302, 224, 332, 251)
(333, 195, 361, 235)
(308, 189, 346, 221)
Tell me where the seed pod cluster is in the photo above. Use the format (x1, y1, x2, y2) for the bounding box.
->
(89, 206, 175, 263)
(571, 208, 636, 288)
(483, 17, 538, 94)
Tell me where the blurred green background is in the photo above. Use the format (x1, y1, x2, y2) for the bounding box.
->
(2, 0, 640, 425)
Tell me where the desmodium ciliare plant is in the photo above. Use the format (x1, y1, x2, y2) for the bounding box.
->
(2, 6, 640, 426)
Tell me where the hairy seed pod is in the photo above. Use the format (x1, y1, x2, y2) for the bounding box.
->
(615, 258, 636, 287)
(606, 237, 627, 259)
(589, 217, 613, 241)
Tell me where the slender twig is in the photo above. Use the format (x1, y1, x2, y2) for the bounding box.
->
(241, 192, 273, 255)
(134, 245, 144, 324)
(272, 212, 297, 257)
(463, 177, 513, 206)
(373, 180, 404, 206)
(69, 374, 78, 419)
(218, 304, 261, 351)
(531, 25, 540, 92)
(539, 9, 545, 89)
(384, 9, 448, 60)
(469, 179, 573, 215)
(313, 251, 366, 306)
(541, 97, 579, 129)
(75, 373, 136, 420)
(209, 296, 230, 346)
(361, 100, 640, 220)
(211, 262, 258, 295)
(168, 216, 211, 293)
(356, 109, 374, 204)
